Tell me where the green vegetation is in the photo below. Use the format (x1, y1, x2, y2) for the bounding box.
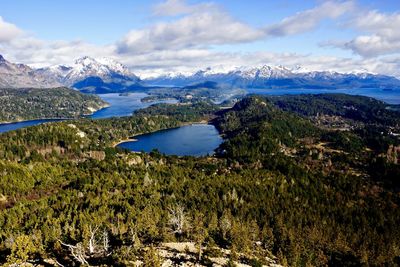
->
(140, 82, 246, 103)
(0, 94, 399, 266)
(0, 87, 108, 123)
(267, 93, 400, 125)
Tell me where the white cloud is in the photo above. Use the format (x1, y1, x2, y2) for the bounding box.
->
(120, 0, 355, 55)
(117, 49, 400, 79)
(353, 10, 400, 34)
(2, 0, 400, 79)
(0, 16, 23, 43)
(343, 35, 400, 57)
(153, 0, 215, 16)
(1, 37, 115, 67)
(117, 6, 263, 54)
(264, 1, 354, 36)
(340, 10, 400, 57)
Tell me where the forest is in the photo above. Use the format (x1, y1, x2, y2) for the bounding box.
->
(138, 82, 246, 104)
(0, 94, 399, 266)
(0, 88, 107, 123)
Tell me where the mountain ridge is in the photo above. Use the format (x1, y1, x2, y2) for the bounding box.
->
(144, 65, 400, 89)
(1, 54, 400, 91)
(0, 55, 61, 88)
(37, 56, 140, 86)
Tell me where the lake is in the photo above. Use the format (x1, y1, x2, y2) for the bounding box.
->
(117, 124, 223, 157)
(0, 119, 65, 134)
(0, 93, 177, 133)
(246, 88, 400, 105)
(91, 93, 177, 119)
(0, 89, 399, 134)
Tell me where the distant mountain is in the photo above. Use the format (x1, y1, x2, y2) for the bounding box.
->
(0, 55, 61, 88)
(145, 65, 400, 90)
(37, 56, 142, 93)
(2, 54, 400, 92)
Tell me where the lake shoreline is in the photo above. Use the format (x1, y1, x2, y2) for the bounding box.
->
(113, 138, 138, 147)
(0, 118, 68, 126)
(0, 103, 110, 125)
(113, 120, 210, 148)
(0, 92, 178, 134)
(115, 122, 223, 157)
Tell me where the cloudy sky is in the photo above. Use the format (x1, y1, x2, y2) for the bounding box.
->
(1, 0, 400, 77)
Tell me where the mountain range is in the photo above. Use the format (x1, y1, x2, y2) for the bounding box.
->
(0, 55, 141, 93)
(1, 54, 400, 92)
(145, 65, 400, 90)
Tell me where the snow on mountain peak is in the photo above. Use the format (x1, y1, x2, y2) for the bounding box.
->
(70, 56, 135, 78)
(144, 63, 400, 90)
(146, 63, 388, 82)
(38, 56, 139, 86)
(97, 57, 132, 76)
(74, 56, 98, 66)
(235, 64, 293, 79)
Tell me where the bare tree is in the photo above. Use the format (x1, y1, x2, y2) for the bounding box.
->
(88, 225, 99, 254)
(59, 240, 89, 266)
(59, 225, 112, 265)
(168, 204, 187, 234)
(102, 229, 111, 256)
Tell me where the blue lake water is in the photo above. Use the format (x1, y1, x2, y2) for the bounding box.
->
(0, 119, 64, 134)
(246, 88, 400, 105)
(0, 93, 177, 133)
(91, 93, 177, 119)
(117, 124, 223, 157)
(0, 89, 399, 134)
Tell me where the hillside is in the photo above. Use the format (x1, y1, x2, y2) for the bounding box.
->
(0, 55, 60, 88)
(0, 87, 108, 123)
(0, 95, 398, 266)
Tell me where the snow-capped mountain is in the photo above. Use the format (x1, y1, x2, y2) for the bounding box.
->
(0, 55, 61, 88)
(64, 56, 138, 84)
(1, 54, 399, 91)
(37, 56, 141, 93)
(36, 65, 73, 83)
(0, 55, 142, 92)
(145, 65, 400, 90)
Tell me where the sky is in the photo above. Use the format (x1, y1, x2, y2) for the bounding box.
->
(0, 0, 400, 78)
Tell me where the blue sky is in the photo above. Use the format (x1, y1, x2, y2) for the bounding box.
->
(0, 0, 400, 77)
